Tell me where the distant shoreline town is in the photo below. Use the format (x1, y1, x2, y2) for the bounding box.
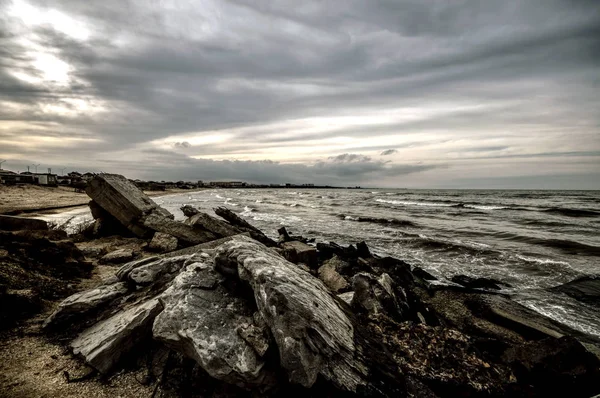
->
(0, 168, 361, 190)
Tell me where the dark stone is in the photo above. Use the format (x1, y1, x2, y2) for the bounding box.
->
(180, 204, 199, 218)
(413, 267, 437, 281)
(356, 241, 372, 258)
(214, 207, 277, 247)
(502, 336, 600, 397)
(551, 275, 600, 305)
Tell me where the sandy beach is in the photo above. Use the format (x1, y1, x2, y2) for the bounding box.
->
(0, 184, 205, 215)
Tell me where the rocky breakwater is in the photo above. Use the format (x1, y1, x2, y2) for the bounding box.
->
(40, 174, 600, 397)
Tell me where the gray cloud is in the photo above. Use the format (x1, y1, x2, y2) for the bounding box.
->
(0, 0, 599, 188)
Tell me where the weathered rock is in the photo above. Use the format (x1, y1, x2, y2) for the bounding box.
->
(318, 262, 349, 293)
(352, 272, 409, 321)
(180, 204, 199, 217)
(185, 212, 241, 238)
(0, 214, 48, 231)
(451, 275, 508, 290)
(215, 236, 368, 391)
(153, 258, 275, 387)
(163, 233, 252, 257)
(86, 174, 169, 237)
(281, 240, 318, 269)
(148, 232, 178, 253)
(99, 248, 134, 264)
(356, 241, 372, 258)
(71, 298, 163, 373)
(142, 211, 217, 245)
(127, 255, 196, 287)
(214, 207, 277, 247)
(551, 275, 600, 305)
(413, 267, 437, 281)
(502, 336, 600, 397)
(44, 282, 129, 328)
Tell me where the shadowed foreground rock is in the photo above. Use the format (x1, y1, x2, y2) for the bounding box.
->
(43, 233, 600, 397)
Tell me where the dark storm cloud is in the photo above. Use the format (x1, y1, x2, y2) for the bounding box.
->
(1, 0, 599, 187)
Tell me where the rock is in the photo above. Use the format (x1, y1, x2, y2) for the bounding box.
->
(0, 214, 48, 231)
(153, 258, 275, 387)
(142, 211, 217, 246)
(451, 275, 508, 290)
(148, 232, 178, 253)
(214, 207, 277, 247)
(215, 236, 368, 391)
(127, 255, 193, 287)
(356, 241, 372, 258)
(318, 262, 349, 293)
(185, 212, 241, 238)
(71, 298, 163, 373)
(551, 275, 600, 305)
(502, 336, 600, 397)
(44, 282, 129, 328)
(180, 204, 199, 217)
(412, 267, 437, 281)
(277, 226, 292, 243)
(352, 273, 409, 321)
(163, 233, 252, 257)
(337, 292, 354, 305)
(86, 174, 169, 238)
(280, 240, 318, 269)
(99, 248, 134, 264)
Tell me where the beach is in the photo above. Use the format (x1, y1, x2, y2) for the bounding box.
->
(0, 184, 205, 215)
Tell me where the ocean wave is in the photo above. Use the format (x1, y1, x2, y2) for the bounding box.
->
(542, 207, 600, 218)
(375, 199, 455, 207)
(515, 254, 570, 266)
(339, 214, 418, 227)
(494, 232, 600, 256)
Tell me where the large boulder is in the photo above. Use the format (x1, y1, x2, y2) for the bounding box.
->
(153, 257, 275, 388)
(215, 236, 369, 391)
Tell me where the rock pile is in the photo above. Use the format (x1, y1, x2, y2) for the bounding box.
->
(37, 174, 600, 397)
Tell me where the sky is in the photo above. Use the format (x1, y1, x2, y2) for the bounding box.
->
(1, 0, 599, 188)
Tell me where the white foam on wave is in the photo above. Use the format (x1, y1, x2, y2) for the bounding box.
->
(464, 204, 507, 210)
(515, 254, 569, 266)
(376, 199, 454, 207)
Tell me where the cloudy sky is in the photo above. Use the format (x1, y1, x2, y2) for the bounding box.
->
(1, 0, 599, 188)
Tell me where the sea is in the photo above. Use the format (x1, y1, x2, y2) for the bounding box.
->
(43, 188, 600, 338)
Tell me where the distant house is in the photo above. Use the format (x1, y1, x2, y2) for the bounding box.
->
(0, 170, 35, 185)
(32, 172, 58, 186)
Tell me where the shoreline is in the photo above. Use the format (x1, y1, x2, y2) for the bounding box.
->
(0, 185, 207, 215)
